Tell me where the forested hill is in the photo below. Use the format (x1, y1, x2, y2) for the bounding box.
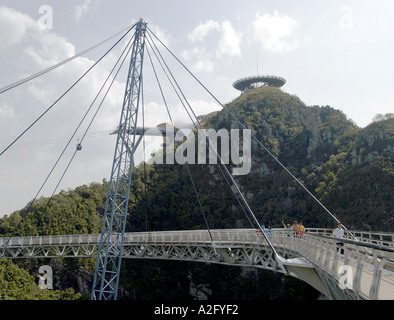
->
(0, 86, 392, 300)
(201, 87, 393, 231)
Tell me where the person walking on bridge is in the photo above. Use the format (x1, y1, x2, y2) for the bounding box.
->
(291, 221, 300, 238)
(282, 220, 291, 237)
(299, 222, 305, 237)
(333, 222, 345, 254)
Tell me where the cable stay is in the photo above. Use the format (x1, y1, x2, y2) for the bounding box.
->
(146, 30, 275, 232)
(146, 34, 227, 248)
(0, 23, 137, 158)
(0, 23, 138, 95)
(47, 34, 136, 209)
(145, 42, 216, 248)
(4, 23, 139, 248)
(143, 25, 371, 273)
(146, 27, 348, 235)
(20, 26, 137, 217)
(143, 28, 289, 273)
(3, 131, 110, 151)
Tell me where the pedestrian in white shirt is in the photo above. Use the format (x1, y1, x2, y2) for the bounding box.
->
(333, 222, 344, 254)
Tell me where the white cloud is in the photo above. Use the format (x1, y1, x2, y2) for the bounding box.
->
(184, 20, 241, 72)
(182, 47, 214, 73)
(252, 11, 298, 52)
(27, 82, 57, 103)
(25, 33, 76, 67)
(74, 0, 93, 22)
(0, 102, 15, 119)
(188, 20, 242, 58)
(192, 58, 215, 73)
(216, 21, 242, 58)
(188, 20, 220, 43)
(0, 6, 75, 66)
(0, 6, 37, 48)
(148, 23, 172, 48)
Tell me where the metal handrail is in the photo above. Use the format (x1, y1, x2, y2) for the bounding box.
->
(1, 228, 393, 248)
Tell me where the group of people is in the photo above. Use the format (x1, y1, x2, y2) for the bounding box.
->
(281, 220, 346, 254)
(260, 220, 346, 253)
(282, 220, 305, 237)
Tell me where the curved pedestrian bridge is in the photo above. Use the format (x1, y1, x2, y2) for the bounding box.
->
(1, 228, 393, 300)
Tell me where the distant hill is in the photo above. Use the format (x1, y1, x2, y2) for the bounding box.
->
(200, 87, 393, 231)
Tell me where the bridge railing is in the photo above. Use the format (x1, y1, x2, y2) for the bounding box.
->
(122, 229, 267, 247)
(271, 229, 394, 300)
(121, 228, 394, 251)
(1, 228, 393, 250)
(0, 234, 102, 247)
(305, 228, 394, 249)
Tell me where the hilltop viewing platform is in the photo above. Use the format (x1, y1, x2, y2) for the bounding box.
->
(233, 75, 286, 94)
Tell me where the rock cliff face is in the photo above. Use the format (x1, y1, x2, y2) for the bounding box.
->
(50, 260, 92, 294)
(205, 87, 359, 170)
(350, 118, 394, 165)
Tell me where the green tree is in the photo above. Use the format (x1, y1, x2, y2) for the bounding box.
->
(0, 260, 80, 300)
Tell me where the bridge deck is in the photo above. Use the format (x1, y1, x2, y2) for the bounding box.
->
(1, 228, 393, 300)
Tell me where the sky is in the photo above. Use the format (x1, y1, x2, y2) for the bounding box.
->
(0, 0, 393, 216)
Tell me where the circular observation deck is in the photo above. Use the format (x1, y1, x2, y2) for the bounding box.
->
(233, 75, 286, 94)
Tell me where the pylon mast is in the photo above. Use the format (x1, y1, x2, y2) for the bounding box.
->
(91, 19, 147, 300)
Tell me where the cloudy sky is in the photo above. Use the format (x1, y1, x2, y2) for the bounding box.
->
(0, 0, 393, 216)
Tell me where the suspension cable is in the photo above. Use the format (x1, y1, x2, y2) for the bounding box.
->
(147, 28, 365, 264)
(147, 27, 344, 231)
(145, 40, 214, 242)
(147, 31, 242, 212)
(0, 23, 137, 95)
(0, 23, 137, 157)
(43, 31, 136, 210)
(140, 64, 149, 231)
(146, 35, 219, 241)
(25, 29, 136, 213)
(144, 42, 174, 125)
(146, 30, 278, 254)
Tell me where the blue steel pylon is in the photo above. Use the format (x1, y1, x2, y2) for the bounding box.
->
(91, 19, 147, 300)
